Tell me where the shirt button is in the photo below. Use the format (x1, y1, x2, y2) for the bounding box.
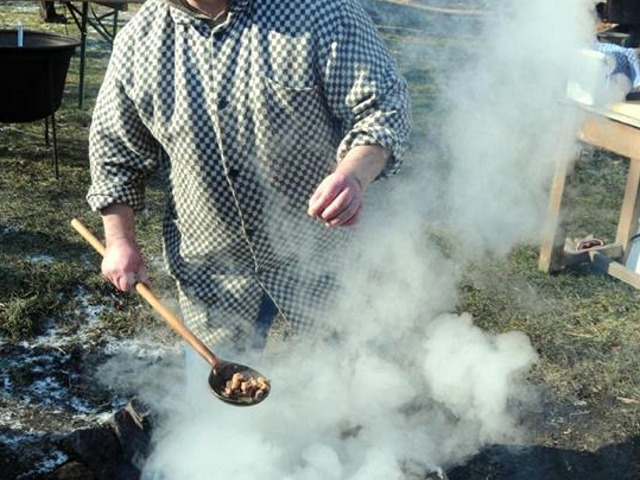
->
(218, 97, 229, 109)
(227, 168, 239, 179)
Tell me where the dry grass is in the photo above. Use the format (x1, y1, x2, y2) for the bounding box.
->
(0, 3, 639, 479)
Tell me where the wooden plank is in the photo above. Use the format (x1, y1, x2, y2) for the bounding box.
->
(608, 101, 640, 124)
(582, 102, 640, 130)
(589, 251, 640, 291)
(579, 115, 640, 160)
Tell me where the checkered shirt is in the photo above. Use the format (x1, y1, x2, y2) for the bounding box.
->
(87, 0, 411, 348)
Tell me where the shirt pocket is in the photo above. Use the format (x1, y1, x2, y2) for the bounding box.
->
(261, 75, 336, 155)
(264, 75, 323, 119)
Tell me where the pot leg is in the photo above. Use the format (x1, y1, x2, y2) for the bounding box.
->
(50, 113, 59, 179)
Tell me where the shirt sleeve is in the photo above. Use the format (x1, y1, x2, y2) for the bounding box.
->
(86, 38, 161, 213)
(319, 0, 412, 177)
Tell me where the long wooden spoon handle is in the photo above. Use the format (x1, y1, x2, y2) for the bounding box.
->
(70, 218, 219, 368)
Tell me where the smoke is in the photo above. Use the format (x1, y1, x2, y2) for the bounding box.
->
(96, 1, 602, 478)
(438, 0, 596, 255)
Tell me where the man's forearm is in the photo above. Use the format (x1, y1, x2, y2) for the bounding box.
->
(100, 204, 136, 246)
(336, 144, 390, 190)
(99, 203, 148, 290)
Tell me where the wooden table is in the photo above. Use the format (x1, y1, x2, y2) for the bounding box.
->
(62, 0, 143, 108)
(539, 101, 640, 290)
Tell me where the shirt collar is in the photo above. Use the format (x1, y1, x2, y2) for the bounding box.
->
(163, 0, 254, 30)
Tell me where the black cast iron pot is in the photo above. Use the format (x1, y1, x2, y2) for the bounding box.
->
(0, 30, 79, 123)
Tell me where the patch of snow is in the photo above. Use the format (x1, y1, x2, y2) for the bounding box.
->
(73, 286, 106, 325)
(26, 254, 55, 265)
(0, 280, 178, 480)
(103, 337, 179, 360)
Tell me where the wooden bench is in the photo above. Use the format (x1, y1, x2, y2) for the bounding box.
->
(539, 100, 640, 289)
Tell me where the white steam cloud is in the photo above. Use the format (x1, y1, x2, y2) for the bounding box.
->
(441, 0, 596, 255)
(99, 1, 602, 478)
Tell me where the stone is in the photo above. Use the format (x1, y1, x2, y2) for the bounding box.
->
(51, 460, 97, 480)
(110, 398, 154, 465)
(61, 426, 140, 480)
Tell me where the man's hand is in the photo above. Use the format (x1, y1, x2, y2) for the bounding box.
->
(308, 144, 389, 227)
(102, 237, 148, 291)
(101, 204, 148, 291)
(307, 172, 363, 226)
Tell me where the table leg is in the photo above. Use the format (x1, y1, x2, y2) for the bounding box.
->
(539, 149, 578, 273)
(615, 157, 640, 261)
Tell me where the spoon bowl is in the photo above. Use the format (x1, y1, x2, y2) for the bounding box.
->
(209, 362, 270, 406)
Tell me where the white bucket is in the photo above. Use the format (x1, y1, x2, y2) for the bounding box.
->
(566, 48, 615, 106)
(625, 233, 640, 273)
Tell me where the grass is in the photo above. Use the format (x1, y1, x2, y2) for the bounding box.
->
(1, 1, 639, 470)
(0, 4, 166, 343)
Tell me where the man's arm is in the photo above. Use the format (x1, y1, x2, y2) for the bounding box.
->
(87, 32, 160, 291)
(307, 2, 410, 227)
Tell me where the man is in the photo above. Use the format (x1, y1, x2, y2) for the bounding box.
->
(40, 1, 67, 23)
(87, 0, 411, 355)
